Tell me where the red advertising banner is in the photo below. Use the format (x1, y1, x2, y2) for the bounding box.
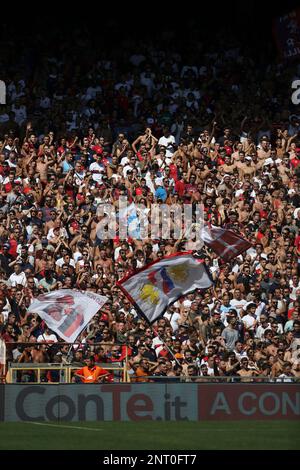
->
(198, 384, 300, 420)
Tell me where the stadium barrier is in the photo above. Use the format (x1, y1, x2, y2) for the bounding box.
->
(6, 363, 128, 383)
(4, 342, 129, 383)
(129, 375, 300, 383)
(0, 383, 299, 422)
(6, 363, 299, 385)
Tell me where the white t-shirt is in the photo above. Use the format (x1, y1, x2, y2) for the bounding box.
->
(123, 165, 140, 177)
(89, 162, 104, 184)
(164, 311, 181, 332)
(114, 246, 133, 261)
(289, 280, 300, 300)
(8, 271, 27, 287)
(230, 299, 247, 316)
(1, 298, 11, 321)
(55, 257, 76, 268)
(47, 227, 69, 241)
(158, 135, 176, 158)
(73, 250, 83, 262)
(151, 336, 164, 357)
(37, 333, 58, 343)
(242, 314, 256, 329)
(255, 323, 271, 340)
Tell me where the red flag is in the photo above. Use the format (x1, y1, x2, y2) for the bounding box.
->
(201, 225, 251, 262)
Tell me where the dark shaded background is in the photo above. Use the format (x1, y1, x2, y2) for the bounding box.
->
(1, 0, 300, 54)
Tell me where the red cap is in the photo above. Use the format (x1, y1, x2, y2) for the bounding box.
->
(92, 145, 103, 155)
(76, 194, 85, 203)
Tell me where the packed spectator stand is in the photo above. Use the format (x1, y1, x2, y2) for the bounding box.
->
(0, 18, 300, 384)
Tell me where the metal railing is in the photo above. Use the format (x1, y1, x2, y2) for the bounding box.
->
(7, 363, 128, 384)
(129, 375, 300, 383)
(4, 341, 130, 383)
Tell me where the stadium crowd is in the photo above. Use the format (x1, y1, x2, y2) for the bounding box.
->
(0, 22, 300, 383)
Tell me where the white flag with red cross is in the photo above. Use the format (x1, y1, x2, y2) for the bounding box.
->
(200, 224, 251, 262)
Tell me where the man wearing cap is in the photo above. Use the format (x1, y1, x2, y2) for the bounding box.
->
(0, 243, 13, 276)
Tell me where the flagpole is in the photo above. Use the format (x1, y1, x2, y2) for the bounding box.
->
(66, 343, 74, 363)
(151, 327, 181, 368)
(65, 322, 90, 363)
(65, 288, 102, 362)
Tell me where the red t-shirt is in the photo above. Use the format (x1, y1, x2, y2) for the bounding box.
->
(8, 238, 17, 258)
(169, 164, 178, 181)
(175, 180, 185, 197)
(295, 235, 300, 253)
(259, 210, 268, 219)
(290, 157, 300, 168)
(256, 231, 264, 241)
(4, 183, 12, 193)
(70, 220, 80, 232)
(136, 151, 144, 162)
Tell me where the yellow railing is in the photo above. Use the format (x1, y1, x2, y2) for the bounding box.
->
(4, 342, 131, 383)
(6, 363, 130, 384)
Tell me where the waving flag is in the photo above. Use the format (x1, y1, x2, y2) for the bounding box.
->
(117, 252, 213, 324)
(28, 290, 108, 342)
(200, 225, 251, 262)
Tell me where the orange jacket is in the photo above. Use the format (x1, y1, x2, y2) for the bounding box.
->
(76, 365, 108, 383)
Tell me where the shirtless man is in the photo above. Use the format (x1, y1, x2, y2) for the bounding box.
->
(219, 155, 237, 176)
(95, 249, 113, 274)
(36, 153, 50, 184)
(257, 139, 271, 160)
(31, 343, 50, 363)
(238, 156, 256, 180)
(237, 357, 260, 382)
(132, 128, 158, 154)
